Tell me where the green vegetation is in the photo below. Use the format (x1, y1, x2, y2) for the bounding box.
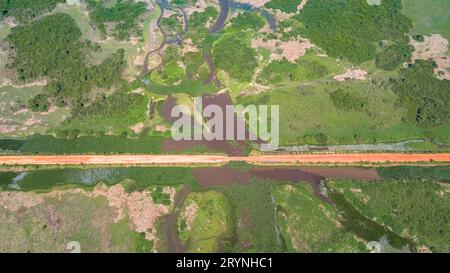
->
(161, 13, 183, 35)
(56, 89, 148, 135)
(273, 183, 364, 252)
(6, 13, 126, 113)
(329, 180, 450, 252)
(391, 60, 450, 127)
(258, 52, 342, 85)
(0, 135, 164, 154)
(377, 166, 450, 182)
(0, 167, 197, 192)
(230, 12, 265, 32)
(402, 0, 450, 41)
(0, 191, 138, 252)
(295, 0, 412, 63)
(172, 0, 197, 7)
(375, 44, 414, 71)
(139, 77, 217, 96)
(87, 0, 147, 40)
(0, 0, 65, 23)
(187, 6, 218, 44)
(178, 191, 232, 252)
(330, 89, 368, 112)
(265, 0, 302, 13)
(224, 180, 284, 252)
(212, 34, 257, 82)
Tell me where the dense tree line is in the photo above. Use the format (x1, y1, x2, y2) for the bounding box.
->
(391, 60, 450, 127)
(230, 12, 265, 32)
(71, 89, 146, 120)
(212, 34, 257, 82)
(161, 14, 183, 36)
(293, 0, 412, 64)
(0, 0, 65, 23)
(375, 43, 414, 71)
(6, 13, 126, 113)
(187, 6, 218, 44)
(87, 0, 147, 40)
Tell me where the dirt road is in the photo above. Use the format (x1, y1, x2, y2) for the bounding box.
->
(0, 154, 449, 166)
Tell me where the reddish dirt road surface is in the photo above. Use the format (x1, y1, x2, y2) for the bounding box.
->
(0, 154, 449, 166)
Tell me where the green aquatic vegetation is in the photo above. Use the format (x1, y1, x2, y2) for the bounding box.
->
(0, 167, 197, 192)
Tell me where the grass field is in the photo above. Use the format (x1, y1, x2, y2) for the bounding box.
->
(224, 180, 284, 253)
(238, 79, 450, 145)
(178, 191, 232, 252)
(402, 0, 450, 41)
(273, 183, 365, 252)
(0, 191, 145, 252)
(0, 86, 70, 137)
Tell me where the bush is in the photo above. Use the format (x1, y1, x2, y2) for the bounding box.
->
(391, 60, 450, 127)
(6, 14, 126, 112)
(87, 0, 147, 40)
(265, 0, 302, 13)
(212, 34, 257, 82)
(230, 12, 265, 31)
(330, 89, 367, 111)
(375, 44, 414, 71)
(0, 0, 65, 23)
(295, 0, 412, 63)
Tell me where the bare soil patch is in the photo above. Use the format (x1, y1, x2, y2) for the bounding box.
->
(252, 38, 314, 63)
(410, 34, 450, 80)
(334, 69, 368, 82)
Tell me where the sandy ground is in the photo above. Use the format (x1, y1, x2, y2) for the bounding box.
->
(252, 38, 314, 62)
(0, 191, 44, 212)
(0, 154, 449, 165)
(183, 201, 198, 231)
(185, 0, 208, 16)
(410, 34, 450, 80)
(334, 69, 368, 81)
(130, 122, 145, 134)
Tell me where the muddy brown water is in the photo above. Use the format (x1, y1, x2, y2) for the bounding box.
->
(192, 167, 381, 204)
(164, 167, 380, 252)
(160, 92, 253, 156)
(163, 186, 189, 253)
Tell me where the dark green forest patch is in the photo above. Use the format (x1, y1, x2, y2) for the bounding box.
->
(212, 34, 258, 82)
(293, 0, 412, 63)
(391, 60, 450, 127)
(5, 13, 126, 114)
(87, 0, 147, 40)
(376, 43, 414, 71)
(265, 0, 302, 14)
(0, 0, 65, 23)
